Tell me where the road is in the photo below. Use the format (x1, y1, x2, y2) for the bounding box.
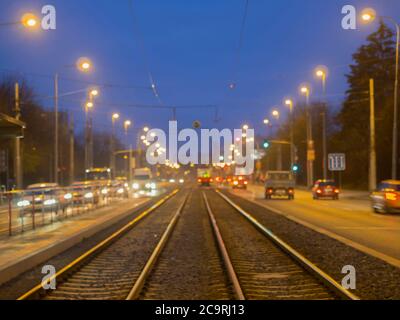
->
(229, 184, 400, 266)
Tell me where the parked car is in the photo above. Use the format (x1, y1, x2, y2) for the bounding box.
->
(371, 180, 400, 214)
(312, 180, 340, 200)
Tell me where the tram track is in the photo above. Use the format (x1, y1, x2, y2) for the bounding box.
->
(203, 189, 359, 300)
(17, 189, 183, 300)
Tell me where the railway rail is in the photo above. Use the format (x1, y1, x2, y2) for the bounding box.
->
(203, 189, 359, 300)
(17, 189, 183, 300)
(17, 187, 359, 300)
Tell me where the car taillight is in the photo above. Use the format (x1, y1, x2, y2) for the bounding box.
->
(268, 189, 273, 194)
(210, 179, 213, 182)
(316, 189, 322, 194)
(198, 178, 201, 183)
(334, 189, 340, 193)
(244, 181, 248, 185)
(385, 192, 397, 201)
(288, 189, 294, 194)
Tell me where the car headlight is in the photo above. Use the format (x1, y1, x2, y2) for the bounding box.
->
(34, 197, 42, 202)
(117, 188, 124, 194)
(179, 179, 184, 184)
(133, 183, 139, 190)
(150, 183, 156, 189)
(169, 179, 176, 183)
(84, 192, 94, 199)
(145, 183, 151, 189)
(64, 193, 72, 200)
(17, 200, 30, 207)
(44, 199, 57, 206)
(101, 188, 108, 195)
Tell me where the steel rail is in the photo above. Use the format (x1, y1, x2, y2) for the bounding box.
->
(17, 189, 179, 300)
(202, 192, 245, 300)
(215, 189, 360, 301)
(126, 192, 189, 300)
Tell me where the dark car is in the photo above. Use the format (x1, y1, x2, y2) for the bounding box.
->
(312, 180, 340, 200)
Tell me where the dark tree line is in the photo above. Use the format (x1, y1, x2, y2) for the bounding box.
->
(0, 77, 122, 188)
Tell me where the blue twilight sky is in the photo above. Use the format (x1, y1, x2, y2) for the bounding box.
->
(0, 0, 400, 144)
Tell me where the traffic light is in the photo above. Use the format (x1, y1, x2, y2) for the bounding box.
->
(263, 139, 270, 149)
(292, 164, 300, 173)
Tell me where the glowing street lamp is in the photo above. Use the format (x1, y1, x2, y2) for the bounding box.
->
(263, 118, 270, 125)
(360, 8, 377, 23)
(21, 13, 39, 29)
(242, 124, 249, 131)
(272, 109, 280, 120)
(124, 120, 132, 134)
(76, 57, 93, 73)
(86, 101, 94, 109)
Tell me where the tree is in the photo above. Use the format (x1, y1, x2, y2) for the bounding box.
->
(333, 21, 396, 188)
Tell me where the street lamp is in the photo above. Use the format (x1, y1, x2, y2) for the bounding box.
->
(315, 66, 328, 180)
(53, 57, 94, 184)
(361, 8, 399, 179)
(124, 120, 133, 182)
(271, 109, 280, 120)
(300, 84, 314, 187)
(21, 13, 39, 29)
(285, 99, 295, 169)
(84, 87, 99, 170)
(110, 113, 120, 176)
(76, 57, 93, 73)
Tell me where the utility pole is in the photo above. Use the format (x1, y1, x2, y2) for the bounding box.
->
(14, 83, 22, 189)
(69, 114, 75, 185)
(369, 78, 377, 191)
(321, 74, 328, 181)
(54, 73, 59, 184)
(305, 93, 314, 187)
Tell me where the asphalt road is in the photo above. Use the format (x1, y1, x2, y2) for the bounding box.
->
(228, 185, 400, 266)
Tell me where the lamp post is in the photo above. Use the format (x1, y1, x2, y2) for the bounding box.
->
(54, 57, 93, 184)
(124, 120, 132, 182)
(110, 113, 120, 177)
(1, 13, 39, 189)
(315, 67, 328, 180)
(361, 8, 399, 179)
(285, 99, 295, 169)
(301, 85, 314, 187)
(85, 88, 98, 170)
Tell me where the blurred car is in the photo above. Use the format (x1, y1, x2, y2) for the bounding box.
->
(18, 183, 69, 212)
(71, 182, 99, 205)
(312, 180, 339, 200)
(231, 176, 248, 189)
(371, 180, 400, 214)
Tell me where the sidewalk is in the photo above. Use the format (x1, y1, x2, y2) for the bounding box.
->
(0, 197, 150, 286)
